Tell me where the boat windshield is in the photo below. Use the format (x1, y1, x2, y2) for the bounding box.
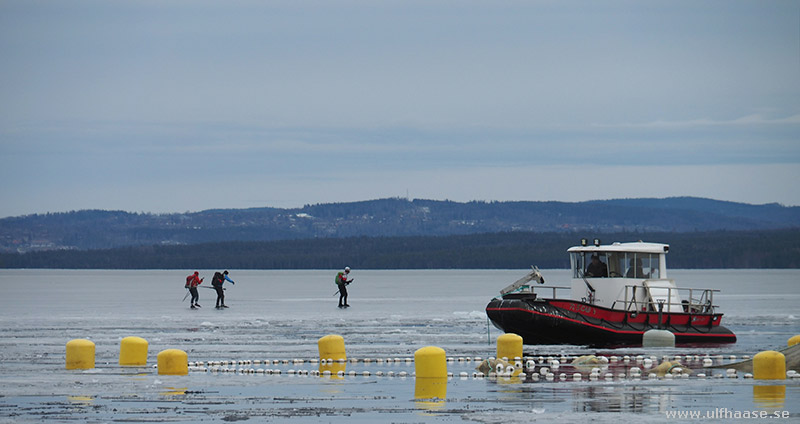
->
(571, 252, 660, 279)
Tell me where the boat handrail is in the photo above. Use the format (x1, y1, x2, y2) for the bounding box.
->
(616, 284, 721, 314)
(499, 284, 571, 299)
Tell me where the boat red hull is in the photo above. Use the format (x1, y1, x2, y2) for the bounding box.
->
(486, 295, 737, 346)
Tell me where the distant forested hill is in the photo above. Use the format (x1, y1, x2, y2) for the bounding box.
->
(1, 197, 798, 253)
(2, 229, 799, 269)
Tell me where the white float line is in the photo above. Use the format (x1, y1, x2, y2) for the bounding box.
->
(188, 365, 777, 381)
(192, 356, 616, 367)
(191, 367, 767, 381)
(187, 353, 758, 381)
(190, 353, 748, 368)
(192, 356, 741, 370)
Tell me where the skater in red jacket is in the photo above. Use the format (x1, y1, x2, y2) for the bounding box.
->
(185, 271, 204, 309)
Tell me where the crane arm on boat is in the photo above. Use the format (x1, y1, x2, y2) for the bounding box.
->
(500, 266, 545, 295)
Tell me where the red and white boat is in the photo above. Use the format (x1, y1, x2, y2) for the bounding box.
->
(486, 240, 737, 346)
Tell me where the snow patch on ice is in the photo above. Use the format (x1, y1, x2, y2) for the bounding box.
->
(453, 311, 485, 319)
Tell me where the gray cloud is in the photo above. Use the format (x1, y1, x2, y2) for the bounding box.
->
(1, 0, 798, 217)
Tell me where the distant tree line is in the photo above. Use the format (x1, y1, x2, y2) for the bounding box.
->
(1, 229, 798, 269)
(3, 197, 799, 253)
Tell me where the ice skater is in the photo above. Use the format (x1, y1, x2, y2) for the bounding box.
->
(212, 270, 235, 308)
(335, 266, 353, 308)
(185, 271, 203, 309)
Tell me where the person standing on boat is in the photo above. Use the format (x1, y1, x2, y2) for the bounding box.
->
(585, 254, 608, 277)
(335, 267, 353, 308)
(185, 271, 203, 309)
(212, 270, 235, 308)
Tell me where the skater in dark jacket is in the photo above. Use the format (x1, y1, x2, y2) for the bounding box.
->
(212, 270, 235, 308)
(335, 267, 352, 308)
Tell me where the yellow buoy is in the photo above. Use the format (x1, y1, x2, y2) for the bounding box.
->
(415, 346, 447, 378)
(414, 346, 447, 404)
(119, 336, 149, 366)
(157, 349, 188, 375)
(496, 333, 522, 361)
(66, 339, 95, 370)
(788, 335, 800, 347)
(318, 335, 346, 362)
(753, 350, 786, 380)
(415, 377, 447, 404)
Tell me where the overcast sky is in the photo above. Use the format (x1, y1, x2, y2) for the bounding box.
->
(1, 0, 798, 218)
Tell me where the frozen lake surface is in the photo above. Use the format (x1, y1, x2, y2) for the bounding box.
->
(0, 269, 798, 422)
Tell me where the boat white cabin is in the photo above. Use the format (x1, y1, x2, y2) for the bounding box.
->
(568, 240, 687, 313)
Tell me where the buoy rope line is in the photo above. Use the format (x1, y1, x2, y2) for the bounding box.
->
(188, 353, 748, 366)
(186, 365, 799, 381)
(171, 353, 798, 382)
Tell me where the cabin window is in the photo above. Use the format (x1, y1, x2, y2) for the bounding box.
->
(606, 253, 660, 279)
(572, 251, 661, 279)
(570, 252, 581, 278)
(572, 252, 609, 278)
